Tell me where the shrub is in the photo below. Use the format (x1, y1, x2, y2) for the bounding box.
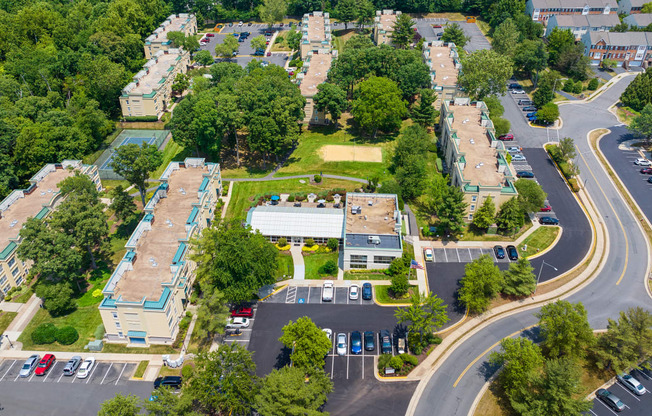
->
(408, 332, 424, 355)
(189, 291, 199, 304)
(181, 365, 193, 379)
(572, 81, 583, 94)
(31, 323, 57, 345)
(287, 195, 295, 202)
(124, 116, 159, 122)
(55, 326, 79, 345)
(389, 356, 403, 370)
(320, 260, 338, 275)
(400, 354, 418, 366)
(588, 78, 598, 90)
(179, 316, 191, 331)
(378, 353, 392, 371)
(289, 59, 303, 68)
(185, 311, 193, 318)
(295, 195, 306, 202)
(94, 324, 105, 340)
(305, 238, 315, 247)
(327, 238, 338, 251)
(386, 258, 407, 276)
(278, 237, 288, 247)
(313, 174, 322, 183)
(390, 274, 409, 297)
(568, 178, 580, 192)
(275, 35, 284, 43)
(562, 79, 574, 93)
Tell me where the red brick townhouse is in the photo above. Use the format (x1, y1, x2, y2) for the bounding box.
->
(582, 31, 652, 67)
(526, 0, 618, 22)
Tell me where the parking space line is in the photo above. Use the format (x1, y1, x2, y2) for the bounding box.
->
(1, 360, 15, 382)
(57, 371, 65, 383)
(455, 248, 461, 262)
(86, 362, 100, 384)
(443, 248, 448, 262)
(28, 371, 36, 382)
(42, 363, 57, 382)
(330, 337, 335, 380)
(307, 286, 311, 303)
(101, 363, 113, 385)
(116, 363, 127, 386)
(13, 371, 20, 382)
(595, 399, 620, 415)
(468, 248, 472, 260)
(347, 289, 350, 304)
(333, 287, 337, 303)
(362, 348, 364, 379)
(346, 336, 350, 380)
(614, 383, 640, 400)
(489, 248, 497, 262)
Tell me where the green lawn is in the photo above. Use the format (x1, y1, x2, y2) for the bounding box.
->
(134, 360, 149, 378)
(276, 252, 295, 280)
(304, 251, 339, 279)
(225, 178, 362, 220)
(343, 271, 388, 280)
(102, 343, 176, 354)
(18, 306, 103, 352)
(517, 226, 560, 258)
(0, 312, 17, 333)
(152, 140, 193, 178)
(374, 285, 417, 304)
(332, 29, 357, 53)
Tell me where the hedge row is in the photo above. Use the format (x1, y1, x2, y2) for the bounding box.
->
(124, 116, 159, 122)
(31, 323, 79, 345)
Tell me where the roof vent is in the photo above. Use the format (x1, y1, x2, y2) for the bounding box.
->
(368, 236, 381, 245)
(368, 200, 373, 206)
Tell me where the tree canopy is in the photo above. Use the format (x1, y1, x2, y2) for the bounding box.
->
(459, 50, 514, 100)
(279, 317, 332, 370)
(110, 143, 163, 206)
(537, 300, 594, 359)
(351, 76, 407, 137)
(621, 68, 652, 111)
(458, 254, 503, 313)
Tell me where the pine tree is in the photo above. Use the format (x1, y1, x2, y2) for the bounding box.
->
(411, 89, 438, 127)
(502, 258, 536, 296)
(472, 196, 496, 229)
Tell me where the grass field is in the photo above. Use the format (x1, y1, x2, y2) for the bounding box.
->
(18, 306, 103, 352)
(0, 312, 17, 333)
(304, 252, 339, 279)
(225, 178, 362, 220)
(152, 139, 193, 178)
(374, 285, 417, 304)
(276, 252, 294, 280)
(270, 30, 292, 51)
(518, 226, 560, 258)
(332, 29, 357, 53)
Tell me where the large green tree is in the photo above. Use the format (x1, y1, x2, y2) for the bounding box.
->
(537, 300, 594, 359)
(313, 83, 348, 126)
(515, 179, 547, 214)
(110, 185, 137, 223)
(502, 258, 537, 296)
(98, 393, 141, 416)
(169, 89, 223, 158)
(260, 0, 288, 26)
(351, 76, 407, 138)
(489, 337, 544, 399)
(458, 254, 503, 313)
(435, 186, 468, 235)
(594, 307, 652, 372)
(110, 143, 163, 207)
(395, 292, 449, 343)
(333, 0, 357, 29)
(279, 317, 332, 370)
(495, 197, 524, 235)
(441, 23, 469, 48)
(411, 89, 438, 127)
(546, 27, 575, 67)
(214, 35, 239, 59)
(391, 13, 415, 49)
(472, 196, 496, 230)
(194, 284, 230, 342)
(537, 102, 560, 124)
(514, 39, 548, 86)
(459, 50, 513, 100)
(621, 68, 652, 111)
(630, 103, 652, 145)
(491, 19, 520, 57)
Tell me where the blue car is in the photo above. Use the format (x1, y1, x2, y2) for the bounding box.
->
(526, 112, 537, 118)
(522, 106, 537, 112)
(350, 331, 362, 354)
(362, 282, 372, 300)
(528, 115, 538, 121)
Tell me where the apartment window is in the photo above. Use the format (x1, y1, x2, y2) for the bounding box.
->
(374, 256, 394, 265)
(118, 331, 124, 338)
(112, 312, 118, 319)
(168, 316, 174, 328)
(350, 254, 367, 269)
(2, 285, 9, 294)
(470, 205, 476, 212)
(0, 276, 6, 286)
(7, 257, 15, 267)
(15, 276, 22, 286)
(11, 267, 18, 277)
(115, 321, 121, 329)
(468, 214, 473, 220)
(471, 195, 477, 202)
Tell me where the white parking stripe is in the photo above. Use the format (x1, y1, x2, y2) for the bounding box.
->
(595, 398, 620, 415)
(57, 372, 64, 383)
(455, 248, 461, 262)
(42, 363, 56, 382)
(468, 248, 472, 259)
(28, 372, 36, 382)
(330, 337, 335, 380)
(443, 248, 448, 262)
(307, 286, 311, 303)
(1, 360, 15, 382)
(86, 362, 100, 384)
(115, 363, 127, 386)
(614, 382, 640, 400)
(362, 347, 365, 379)
(346, 335, 350, 380)
(100, 363, 113, 385)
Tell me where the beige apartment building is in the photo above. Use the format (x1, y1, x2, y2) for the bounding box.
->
(0, 161, 101, 296)
(423, 41, 461, 105)
(297, 51, 336, 125)
(145, 14, 197, 59)
(374, 10, 401, 45)
(439, 99, 518, 221)
(300, 12, 332, 59)
(120, 48, 190, 119)
(100, 158, 222, 346)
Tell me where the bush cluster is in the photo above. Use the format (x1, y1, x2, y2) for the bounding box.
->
(124, 116, 159, 122)
(55, 326, 79, 345)
(31, 323, 57, 345)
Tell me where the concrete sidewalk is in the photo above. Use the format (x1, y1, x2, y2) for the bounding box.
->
(2, 294, 41, 351)
(290, 246, 305, 280)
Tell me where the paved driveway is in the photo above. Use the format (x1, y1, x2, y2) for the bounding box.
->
(588, 368, 652, 416)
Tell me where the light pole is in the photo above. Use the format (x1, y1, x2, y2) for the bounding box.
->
(535, 260, 558, 294)
(4, 334, 13, 348)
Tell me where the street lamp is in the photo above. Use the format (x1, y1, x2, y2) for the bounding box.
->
(3, 334, 13, 348)
(535, 260, 558, 294)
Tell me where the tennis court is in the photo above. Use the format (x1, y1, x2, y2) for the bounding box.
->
(96, 129, 169, 179)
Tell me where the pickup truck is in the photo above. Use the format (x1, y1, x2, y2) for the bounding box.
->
(322, 280, 334, 302)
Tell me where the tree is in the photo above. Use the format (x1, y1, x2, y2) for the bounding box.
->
(491, 19, 520, 57)
(515, 179, 547, 213)
(411, 89, 438, 127)
(489, 337, 544, 399)
(546, 27, 575, 66)
(630, 103, 652, 146)
(143, 385, 194, 416)
(313, 83, 348, 125)
(344, 34, 374, 51)
(187, 344, 259, 416)
(255, 366, 333, 416)
(169, 89, 225, 158)
(194, 50, 213, 66)
(458, 254, 503, 313)
(98, 393, 141, 416)
(110, 185, 137, 223)
(390, 273, 410, 297)
(537, 300, 594, 359)
(167, 31, 199, 52)
(286, 28, 303, 51)
(441, 23, 469, 48)
(533, 83, 553, 109)
(192, 219, 278, 304)
(356, 0, 375, 30)
(171, 73, 189, 96)
(333, 0, 357, 29)
(110, 143, 163, 207)
(395, 62, 431, 101)
(472, 196, 496, 229)
(487, 0, 526, 28)
(391, 13, 415, 49)
(436, 186, 467, 235)
(459, 50, 513, 100)
(395, 291, 449, 343)
(279, 317, 332, 370)
(495, 197, 524, 235)
(395, 155, 428, 201)
(556, 43, 590, 81)
(251, 35, 267, 52)
(351, 76, 407, 138)
(643, 2, 652, 12)
(537, 102, 559, 124)
(214, 35, 239, 59)
(600, 58, 618, 70)
(594, 307, 652, 372)
(621, 68, 652, 111)
(514, 39, 548, 86)
(194, 285, 230, 342)
(36, 282, 76, 316)
(260, 0, 288, 26)
(558, 137, 577, 161)
(503, 258, 537, 296)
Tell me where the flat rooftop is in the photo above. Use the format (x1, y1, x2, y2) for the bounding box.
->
(128, 52, 180, 96)
(429, 46, 458, 86)
(300, 53, 332, 96)
(450, 105, 503, 187)
(148, 14, 193, 43)
(346, 195, 398, 235)
(378, 14, 397, 31)
(0, 169, 74, 248)
(113, 165, 208, 302)
(307, 14, 326, 42)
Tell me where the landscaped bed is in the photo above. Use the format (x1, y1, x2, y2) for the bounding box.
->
(276, 252, 294, 280)
(374, 285, 417, 304)
(517, 226, 560, 258)
(304, 251, 338, 279)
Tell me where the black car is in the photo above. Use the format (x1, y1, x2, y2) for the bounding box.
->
(516, 171, 534, 178)
(539, 216, 559, 225)
(596, 388, 625, 412)
(508, 83, 521, 89)
(380, 330, 392, 354)
(507, 245, 518, 261)
(648, 176, 652, 184)
(364, 331, 375, 351)
(154, 376, 182, 389)
(493, 245, 505, 259)
(362, 282, 372, 300)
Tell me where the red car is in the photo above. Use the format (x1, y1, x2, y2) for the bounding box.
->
(231, 307, 254, 318)
(540, 205, 552, 212)
(34, 354, 56, 376)
(498, 133, 514, 141)
(206, 33, 215, 37)
(433, 24, 442, 28)
(640, 167, 652, 174)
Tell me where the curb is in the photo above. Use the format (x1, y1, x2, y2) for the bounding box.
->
(259, 284, 288, 301)
(525, 226, 563, 260)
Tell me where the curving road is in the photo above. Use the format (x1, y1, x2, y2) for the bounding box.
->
(411, 75, 651, 416)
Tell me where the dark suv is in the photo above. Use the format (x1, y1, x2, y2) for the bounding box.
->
(154, 376, 182, 390)
(506, 245, 518, 261)
(362, 282, 372, 300)
(380, 330, 392, 354)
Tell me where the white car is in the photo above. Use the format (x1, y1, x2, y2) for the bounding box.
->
(511, 154, 526, 161)
(511, 89, 526, 94)
(226, 317, 250, 329)
(506, 146, 521, 153)
(322, 328, 333, 342)
(77, 357, 95, 379)
(349, 284, 359, 300)
(424, 248, 434, 262)
(618, 373, 647, 395)
(634, 158, 651, 166)
(336, 333, 347, 356)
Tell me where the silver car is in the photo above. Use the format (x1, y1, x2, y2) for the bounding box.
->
(618, 373, 647, 395)
(63, 356, 82, 376)
(511, 154, 526, 161)
(336, 333, 347, 356)
(19, 354, 40, 377)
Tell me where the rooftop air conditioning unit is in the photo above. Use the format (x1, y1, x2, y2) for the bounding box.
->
(368, 236, 381, 245)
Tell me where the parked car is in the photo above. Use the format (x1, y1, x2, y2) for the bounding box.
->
(248, 22, 253, 26)
(635, 158, 652, 166)
(540, 205, 552, 212)
(225, 317, 250, 329)
(511, 89, 526, 94)
(322, 328, 333, 342)
(364, 331, 375, 351)
(648, 176, 652, 184)
(516, 171, 534, 178)
(35, 354, 56, 376)
(231, 307, 254, 318)
(322, 280, 334, 301)
(522, 106, 537, 112)
(497, 133, 514, 141)
(336, 333, 347, 356)
(261, 60, 269, 67)
(254, 48, 265, 56)
(507, 245, 518, 261)
(508, 83, 521, 89)
(350, 331, 362, 354)
(596, 388, 625, 412)
(238, 21, 243, 26)
(539, 216, 559, 225)
(238, 37, 246, 42)
(362, 282, 372, 300)
(206, 33, 215, 37)
(63, 356, 82, 376)
(397, 336, 406, 354)
(511, 154, 526, 161)
(618, 373, 647, 395)
(526, 112, 537, 118)
(528, 115, 538, 122)
(506, 146, 521, 153)
(349, 284, 359, 300)
(518, 99, 534, 106)
(640, 167, 652, 174)
(380, 330, 392, 354)
(493, 245, 505, 259)
(154, 375, 183, 389)
(19, 354, 40, 378)
(424, 248, 434, 262)
(77, 357, 95, 379)
(232, 32, 239, 37)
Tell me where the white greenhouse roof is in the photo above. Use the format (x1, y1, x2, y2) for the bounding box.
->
(246, 206, 345, 239)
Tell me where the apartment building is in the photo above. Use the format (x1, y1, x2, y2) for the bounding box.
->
(297, 51, 336, 125)
(0, 161, 101, 296)
(145, 14, 197, 59)
(619, 0, 647, 15)
(120, 48, 190, 119)
(300, 12, 332, 60)
(422, 41, 461, 105)
(582, 31, 652, 66)
(623, 13, 652, 28)
(544, 14, 620, 40)
(525, 0, 617, 22)
(373, 10, 401, 45)
(100, 158, 222, 346)
(439, 99, 517, 220)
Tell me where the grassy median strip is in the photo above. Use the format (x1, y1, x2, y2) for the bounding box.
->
(134, 360, 149, 379)
(374, 285, 417, 304)
(517, 226, 560, 258)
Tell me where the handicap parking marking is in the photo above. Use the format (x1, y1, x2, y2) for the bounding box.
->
(285, 286, 297, 303)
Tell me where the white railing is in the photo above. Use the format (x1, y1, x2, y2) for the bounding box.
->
(184, 158, 204, 168)
(61, 160, 81, 169)
(30, 164, 56, 183)
(126, 220, 152, 248)
(104, 260, 133, 293)
(145, 189, 163, 211)
(161, 162, 179, 180)
(0, 191, 24, 213)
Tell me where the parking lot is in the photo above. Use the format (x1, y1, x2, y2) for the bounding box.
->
(266, 285, 376, 305)
(588, 368, 652, 416)
(425, 247, 513, 263)
(0, 358, 136, 386)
